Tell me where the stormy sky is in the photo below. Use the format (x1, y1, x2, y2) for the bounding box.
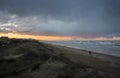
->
(0, 0, 120, 38)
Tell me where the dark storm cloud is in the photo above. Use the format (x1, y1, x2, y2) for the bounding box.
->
(0, 0, 108, 18)
(0, 0, 120, 37)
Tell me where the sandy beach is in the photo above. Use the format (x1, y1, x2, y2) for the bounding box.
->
(45, 43, 120, 77)
(0, 38, 120, 78)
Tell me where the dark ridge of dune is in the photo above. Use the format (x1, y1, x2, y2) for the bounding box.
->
(0, 37, 119, 78)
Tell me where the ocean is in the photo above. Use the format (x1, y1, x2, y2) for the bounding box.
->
(45, 40, 120, 57)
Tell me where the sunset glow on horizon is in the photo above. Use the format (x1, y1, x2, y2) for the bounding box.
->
(0, 33, 72, 41)
(0, 0, 120, 41)
(0, 33, 120, 41)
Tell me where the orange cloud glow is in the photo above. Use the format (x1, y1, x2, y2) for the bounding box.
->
(0, 33, 72, 41)
(0, 33, 120, 41)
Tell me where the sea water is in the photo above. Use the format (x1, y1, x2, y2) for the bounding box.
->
(45, 40, 120, 57)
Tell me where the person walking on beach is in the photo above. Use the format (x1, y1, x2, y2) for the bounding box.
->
(89, 51, 92, 55)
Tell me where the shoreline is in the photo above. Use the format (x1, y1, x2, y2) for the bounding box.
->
(43, 42, 120, 77)
(44, 42, 120, 58)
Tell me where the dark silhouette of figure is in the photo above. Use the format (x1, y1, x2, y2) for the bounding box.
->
(89, 51, 92, 55)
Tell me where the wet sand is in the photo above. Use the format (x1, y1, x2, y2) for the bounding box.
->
(45, 43, 120, 77)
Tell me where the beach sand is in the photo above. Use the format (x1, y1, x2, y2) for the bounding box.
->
(46, 43, 120, 77)
(0, 38, 120, 78)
